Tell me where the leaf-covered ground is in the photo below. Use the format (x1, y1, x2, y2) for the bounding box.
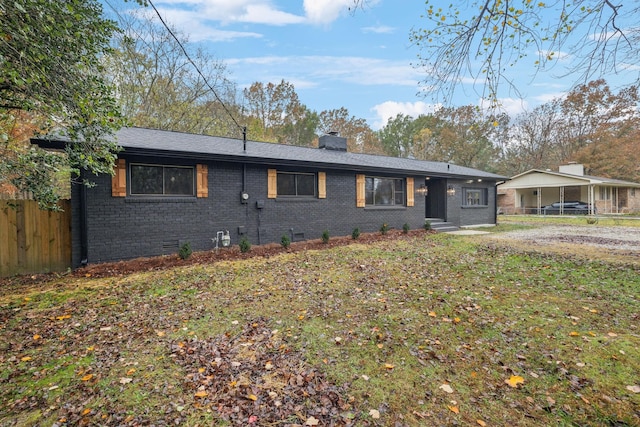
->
(1, 226, 639, 426)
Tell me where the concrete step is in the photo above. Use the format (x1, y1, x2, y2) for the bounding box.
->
(425, 218, 458, 232)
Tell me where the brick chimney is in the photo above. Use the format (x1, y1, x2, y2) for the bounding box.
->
(318, 132, 347, 152)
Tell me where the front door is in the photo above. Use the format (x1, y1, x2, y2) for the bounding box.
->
(425, 179, 446, 219)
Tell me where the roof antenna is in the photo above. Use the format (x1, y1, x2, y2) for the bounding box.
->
(243, 126, 247, 153)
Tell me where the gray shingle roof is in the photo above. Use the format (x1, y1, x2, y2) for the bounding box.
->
(112, 127, 505, 180)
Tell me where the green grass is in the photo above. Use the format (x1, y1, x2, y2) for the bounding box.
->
(1, 231, 638, 426)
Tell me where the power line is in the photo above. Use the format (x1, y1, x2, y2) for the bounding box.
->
(143, 0, 244, 133)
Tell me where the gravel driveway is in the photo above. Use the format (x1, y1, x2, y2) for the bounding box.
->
(477, 223, 640, 261)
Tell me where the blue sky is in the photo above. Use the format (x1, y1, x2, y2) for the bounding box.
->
(105, 0, 639, 130)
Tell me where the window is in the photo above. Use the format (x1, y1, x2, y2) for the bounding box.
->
(130, 164, 195, 196)
(277, 172, 314, 196)
(276, 172, 316, 197)
(463, 188, 488, 206)
(599, 186, 611, 200)
(365, 177, 405, 206)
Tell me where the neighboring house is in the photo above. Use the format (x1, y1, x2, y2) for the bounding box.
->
(33, 127, 505, 267)
(497, 163, 640, 215)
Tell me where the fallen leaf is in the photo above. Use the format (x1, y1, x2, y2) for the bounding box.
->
(81, 408, 91, 416)
(20, 356, 32, 362)
(505, 375, 524, 388)
(569, 331, 580, 337)
(627, 385, 640, 393)
(33, 334, 41, 340)
(477, 420, 487, 427)
(439, 384, 454, 394)
(194, 390, 208, 398)
(81, 374, 93, 381)
(265, 361, 273, 370)
(56, 314, 71, 321)
(119, 377, 133, 384)
(247, 394, 258, 401)
(428, 311, 437, 317)
(305, 416, 320, 426)
(126, 368, 136, 375)
(384, 363, 394, 370)
(448, 405, 459, 414)
(608, 332, 618, 337)
(369, 409, 380, 419)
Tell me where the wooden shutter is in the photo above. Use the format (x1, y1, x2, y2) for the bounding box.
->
(318, 172, 326, 199)
(356, 174, 365, 207)
(267, 169, 277, 198)
(196, 164, 208, 198)
(111, 158, 126, 197)
(406, 177, 414, 207)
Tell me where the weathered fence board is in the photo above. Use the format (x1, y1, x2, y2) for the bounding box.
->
(0, 200, 71, 277)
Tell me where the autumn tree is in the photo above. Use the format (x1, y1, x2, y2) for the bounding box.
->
(318, 107, 383, 154)
(0, 0, 128, 209)
(106, 9, 239, 137)
(407, 1, 640, 105)
(377, 107, 504, 171)
(242, 80, 318, 146)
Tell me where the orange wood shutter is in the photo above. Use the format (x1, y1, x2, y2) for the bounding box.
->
(111, 158, 126, 197)
(196, 164, 208, 198)
(318, 172, 326, 199)
(356, 174, 365, 207)
(267, 169, 277, 198)
(406, 177, 414, 207)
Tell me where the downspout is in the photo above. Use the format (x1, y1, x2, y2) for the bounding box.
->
(79, 170, 89, 266)
(493, 184, 498, 224)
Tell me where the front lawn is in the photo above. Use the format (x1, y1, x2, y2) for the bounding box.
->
(1, 231, 638, 426)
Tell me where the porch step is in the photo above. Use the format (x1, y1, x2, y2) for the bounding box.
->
(425, 218, 458, 232)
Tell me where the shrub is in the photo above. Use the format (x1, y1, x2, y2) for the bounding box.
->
(586, 217, 598, 225)
(380, 223, 389, 235)
(424, 220, 432, 231)
(351, 227, 360, 240)
(321, 230, 330, 244)
(239, 237, 251, 253)
(281, 233, 291, 249)
(178, 242, 192, 260)
(402, 223, 410, 234)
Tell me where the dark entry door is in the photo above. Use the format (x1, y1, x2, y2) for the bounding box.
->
(425, 179, 446, 219)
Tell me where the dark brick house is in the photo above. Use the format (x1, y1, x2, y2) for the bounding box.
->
(34, 127, 505, 267)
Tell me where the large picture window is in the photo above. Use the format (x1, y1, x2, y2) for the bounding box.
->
(277, 172, 316, 197)
(463, 188, 488, 206)
(365, 177, 404, 206)
(130, 164, 195, 196)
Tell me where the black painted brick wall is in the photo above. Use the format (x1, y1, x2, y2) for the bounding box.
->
(71, 158, 431, 267)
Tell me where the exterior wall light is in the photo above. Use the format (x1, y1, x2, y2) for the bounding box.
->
(416, 185, 428, 196)
(447, 185, 456, 196)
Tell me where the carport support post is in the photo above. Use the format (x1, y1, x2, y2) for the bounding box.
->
(537, 187, 542, 214)
(560, 186, 565, 215)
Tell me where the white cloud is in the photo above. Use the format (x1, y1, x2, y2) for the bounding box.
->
(370, 101, 441, 130)
(153, 0, 305, 25)
(303, 0, 354, 25)
(362, 25, 395, 34)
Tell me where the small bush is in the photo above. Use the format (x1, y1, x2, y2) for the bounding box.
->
(178, 242, 192, 260)
(586, 217, 598, 225)
(321, 230, 330, 244)
(424, 220, 432, 231)
(351, 227, 360, 240)
(239, 237, 251, 253)
(380, 223, 389, 235)
(281, 234, 291, 249)
(402, 223, 410, 234)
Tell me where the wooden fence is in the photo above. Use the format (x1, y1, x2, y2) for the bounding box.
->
(0, 200, 72, 277)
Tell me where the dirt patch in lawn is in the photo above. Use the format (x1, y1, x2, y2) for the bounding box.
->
(481, 224, 640, 264)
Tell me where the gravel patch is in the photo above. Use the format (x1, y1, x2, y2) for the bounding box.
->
(487, 224, 640, 253)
